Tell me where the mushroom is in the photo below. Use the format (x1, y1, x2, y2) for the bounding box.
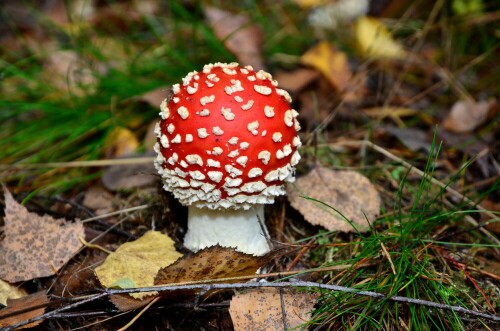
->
(154, 62, 301, 256)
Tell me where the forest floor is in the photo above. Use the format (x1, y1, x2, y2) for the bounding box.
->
(0, 1, 499, 330)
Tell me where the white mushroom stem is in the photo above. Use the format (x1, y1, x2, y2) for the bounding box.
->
(184, 205, 271, 256)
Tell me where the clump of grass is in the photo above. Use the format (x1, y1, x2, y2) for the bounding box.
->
(303, 141, 499, 330)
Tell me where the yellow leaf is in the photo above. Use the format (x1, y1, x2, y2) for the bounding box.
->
(294, 0, 331, 9)
(0, 279, 27, 306)
(354, 16, 406, 60)
(104, 127, 140, 158)
(95, 231, 182, 299)
(300, 41, 352, 92)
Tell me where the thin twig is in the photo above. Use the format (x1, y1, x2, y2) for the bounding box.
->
(3, 281, 498, 330)
(81, 204, 150, 223)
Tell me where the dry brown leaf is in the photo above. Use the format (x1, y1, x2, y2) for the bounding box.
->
(101, 153, 156, 191)
(155, 246, 271, 285)
(83, 185, 114, 215)
(139, 87, 170, 108)
(274, 68, 320, 94)
(229, 288, 319, 331)
(382, 126, 431, 152)
(0, 279, 27, 306)
(205, 7, 265, 70)
(110, 293, 156, 312)
(0, 291, 48, 329)
(286, 167, 381, 232)
(0, 188, 84, 283)
(300, 41, 352, 93)
(442, 99, 496, 133)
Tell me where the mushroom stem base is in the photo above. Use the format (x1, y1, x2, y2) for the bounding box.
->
(184, 205, 270, 256)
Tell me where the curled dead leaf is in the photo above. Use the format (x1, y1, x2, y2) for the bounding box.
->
(154, 246, 272, 286)
(286, 167, 381, 232)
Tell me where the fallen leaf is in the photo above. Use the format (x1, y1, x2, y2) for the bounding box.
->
(95, 231, 182, 299)
(286, 167, 381, 232)
(101, 153, 156, 191)
(0, 188, 84, 283)
(442, 99, 496, 133)
(0, 291, 48, 329)
(300, 42, 353, 93)
(354, 16, 406, 60)
(382, 126, 431, 152)
(110, 294, 156, 312)
(83, 185, 114, 215)
(104, 127, 140, 158)
(274, 69, 320, 94)
(0, 280, 27, 306)
(139, 87, 170, 108)
(205, 6, 265, 70)
(155, 246, 272, 285)
(229, 288, 319, 331)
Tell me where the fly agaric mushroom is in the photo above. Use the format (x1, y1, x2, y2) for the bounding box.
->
(153, 62, 301, 256)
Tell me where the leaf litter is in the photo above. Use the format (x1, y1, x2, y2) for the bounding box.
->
(1, 1, 499, 329)
(107, 245, 274, 312)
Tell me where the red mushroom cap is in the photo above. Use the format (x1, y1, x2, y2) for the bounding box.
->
(154, 62, 301, 209)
